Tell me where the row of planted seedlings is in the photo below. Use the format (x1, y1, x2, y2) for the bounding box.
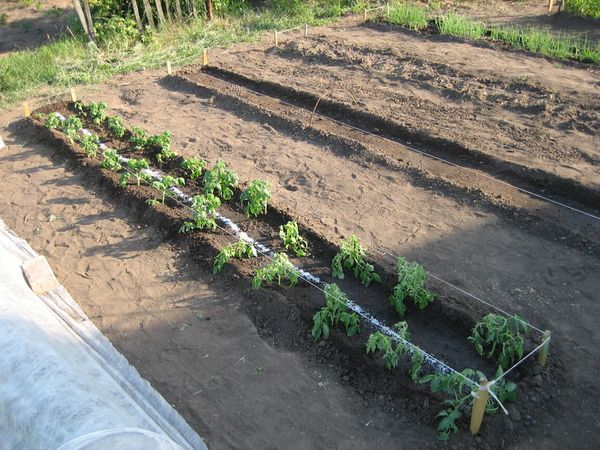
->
(33, 100, 548, 441)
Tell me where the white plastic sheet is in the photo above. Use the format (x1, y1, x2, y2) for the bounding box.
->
(0, 219, 206, 450)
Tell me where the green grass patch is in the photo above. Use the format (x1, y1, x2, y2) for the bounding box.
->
(387, 3, 429, 31)
(564, 0, 600, 19)
(436, 12, 486, 39)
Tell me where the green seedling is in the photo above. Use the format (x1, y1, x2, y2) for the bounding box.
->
(148, 131, 176, 163)
(332, 235, 381, 286)
(179, 194, 221, 232)
(240, 179, 271, 217)
(107, 116, 126, 138)
(44, 112, 62, 129)
(130, 127, 148, 150)
(119, 158, 150, 186)
(86, 101, 107, 124)
(312, 283, 360, 340)
(389, 256, 435, 317)
(181, 157, 207, 180)
(203, 160, 239, 200)
(100, 148, 122, 171)
(213, 239, 257, 274)
(149, 175, 184, 204)
(62, 115, 82, 143)
(79, 133, 99, 157)
(468, 313, 529, 369)
(365, 322, 410, 370)
(279, 220, 309, 257)
(252, 252, 300, 289)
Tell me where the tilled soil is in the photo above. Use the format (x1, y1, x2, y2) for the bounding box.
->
(1, 20, 599, 450)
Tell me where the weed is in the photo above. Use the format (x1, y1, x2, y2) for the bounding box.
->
(279, 220, 309, 257)
(181, 157, 207, 180)
(240, 179, 271, 217)
(150, 175, 185, 204)
(312, 283, 360, 340)
(148, 131, 176, 163)
(100, 148, 122, 171)
(468, 313, 529, 369)
(44, 112, 61, 129)
(213, 239, 257, 274)
(332, 235, 381, 286)
(565, 0, 600, 18)
(252, 252, 300, 289)
(79, 133, 99, 157)
(179, 194, 221, 232)
(389, 256, 435, 317)
(203, 160, 239, 200)
(106, 115, 126, 138)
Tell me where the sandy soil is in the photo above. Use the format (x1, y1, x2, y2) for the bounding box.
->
(1, 18, 599, 450)
(0, 0, 72, 56)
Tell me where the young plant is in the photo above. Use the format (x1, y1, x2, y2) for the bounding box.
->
(213, 239, 257, 274)
(44, 112, 62, 129)
(365, 322, 410, 370)
(252, 252, 300, 289)
(119, 158, 150, 186)
(79, 133, 99, 158)
(181, 157, 207, 180)
(100, 148, 122, 171)
(179, 194, 221, 232)
(240, 179, 271, 217)
(332, 235, 381, 286)
(203, 160, 239, 201)
(130, 127, 148, 150)
(148, 131, 176, 163)
(107, 116, 126, 138)
(389, 256, 435, 317)
(85, 101, 108, 124)
(62, 115, 83, 143)
(279, 220, 309, 257)
(312, 283, 360, 340)
(149, 175, 185, 204)
(468, 314, 529, 369)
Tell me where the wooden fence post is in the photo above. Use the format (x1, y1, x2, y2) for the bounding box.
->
(469, 378, 489, 435)
(141, 0, 155, 28)
(538, 330, 551, 367)
(175, 0, 183, 19)
(205, 0, 213, 21)
(131, 0, 143, 31)
(72, 0, 89, 36)
(81, 0, 96, 41)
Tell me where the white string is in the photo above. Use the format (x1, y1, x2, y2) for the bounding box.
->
(198, 70, 600, 222)
(488, 336, 550, 388)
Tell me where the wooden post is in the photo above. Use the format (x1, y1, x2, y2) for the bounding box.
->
(304, 24, 308, 37)
(72, 0, 89, 36)
(131, 0, 143, 31)
(205, 0, 213, 21)
(167, 61, 172, 74)
(363, 8, 367, 22)
(469, 378, 489, 435)
(175, 0, 183, 20)
(202, 48, 208, 65)
(164, 0, 172, 21)
(537, 330, 551, 367)
(70, 87, 77, 102)
(141, 0, 155, 28)
(81, 0, 96, 41)
(0, 135, 6, 151)
(23, 102, 31, 118)
(274, 30, 278, 47)
(548, 0, 555, 13)
(154, 0, 166, 24)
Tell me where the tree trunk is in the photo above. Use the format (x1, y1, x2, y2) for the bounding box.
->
(154, 0, 166, 24)
(141, 0, 155, 28)
(205, 0, 212, 21)
(130, 0, 143, 31)
(81, 0, 95, 41)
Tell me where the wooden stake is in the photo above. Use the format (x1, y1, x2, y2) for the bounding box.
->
(72, 0, 89, 36)
(167, 60, 172, 74)
(23, 102, 31, 118)
(274, 30, 279, 47)
(70, 87, 77, 102)
(154, 0, 166, 24)
(304, 24, 308, 37)
(363, 9, 367, 22)
(131, 0, 143, 32)
(141, 0, 155, 28)
(548, 0, 555, 13)
(538, 330, 551, 367)
(0, 136, 6, 151)
(81, 0, 96, 41)
(469, 378, 489, 435)
(202, 48, 208, 66)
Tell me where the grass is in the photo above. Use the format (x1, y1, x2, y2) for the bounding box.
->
(0, 0, 362, 108)
(383, 3, 600, 64)
(564, 0, 600, 18)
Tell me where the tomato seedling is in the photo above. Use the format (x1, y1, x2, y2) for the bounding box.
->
(148, 131, 176, 163)
(62, 115, 83, 143)
(240, 179, 271, 217)
(100, 148, 122, 171)
(130, 127, 149, 150)
(107, 116, 126, 138)
(148, 175, 185, 204)
(79, 133, 99, 158)
(332, 235, 381, 286)
(279, 220, 309, 257)
(312, 283, 360, 340)
(203, 160, 239, 201)
(181, 157, 207, 180)
(44, 112, 62, 129)
(365, 322, 410, 370)
(179, 194, 221, 232)
(389, 256, 435, 317)
(119, 158, 151, 186)
(213, 239, 257, 274)
(252, 252, 300, 289)
(85, 102, 108, 124)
